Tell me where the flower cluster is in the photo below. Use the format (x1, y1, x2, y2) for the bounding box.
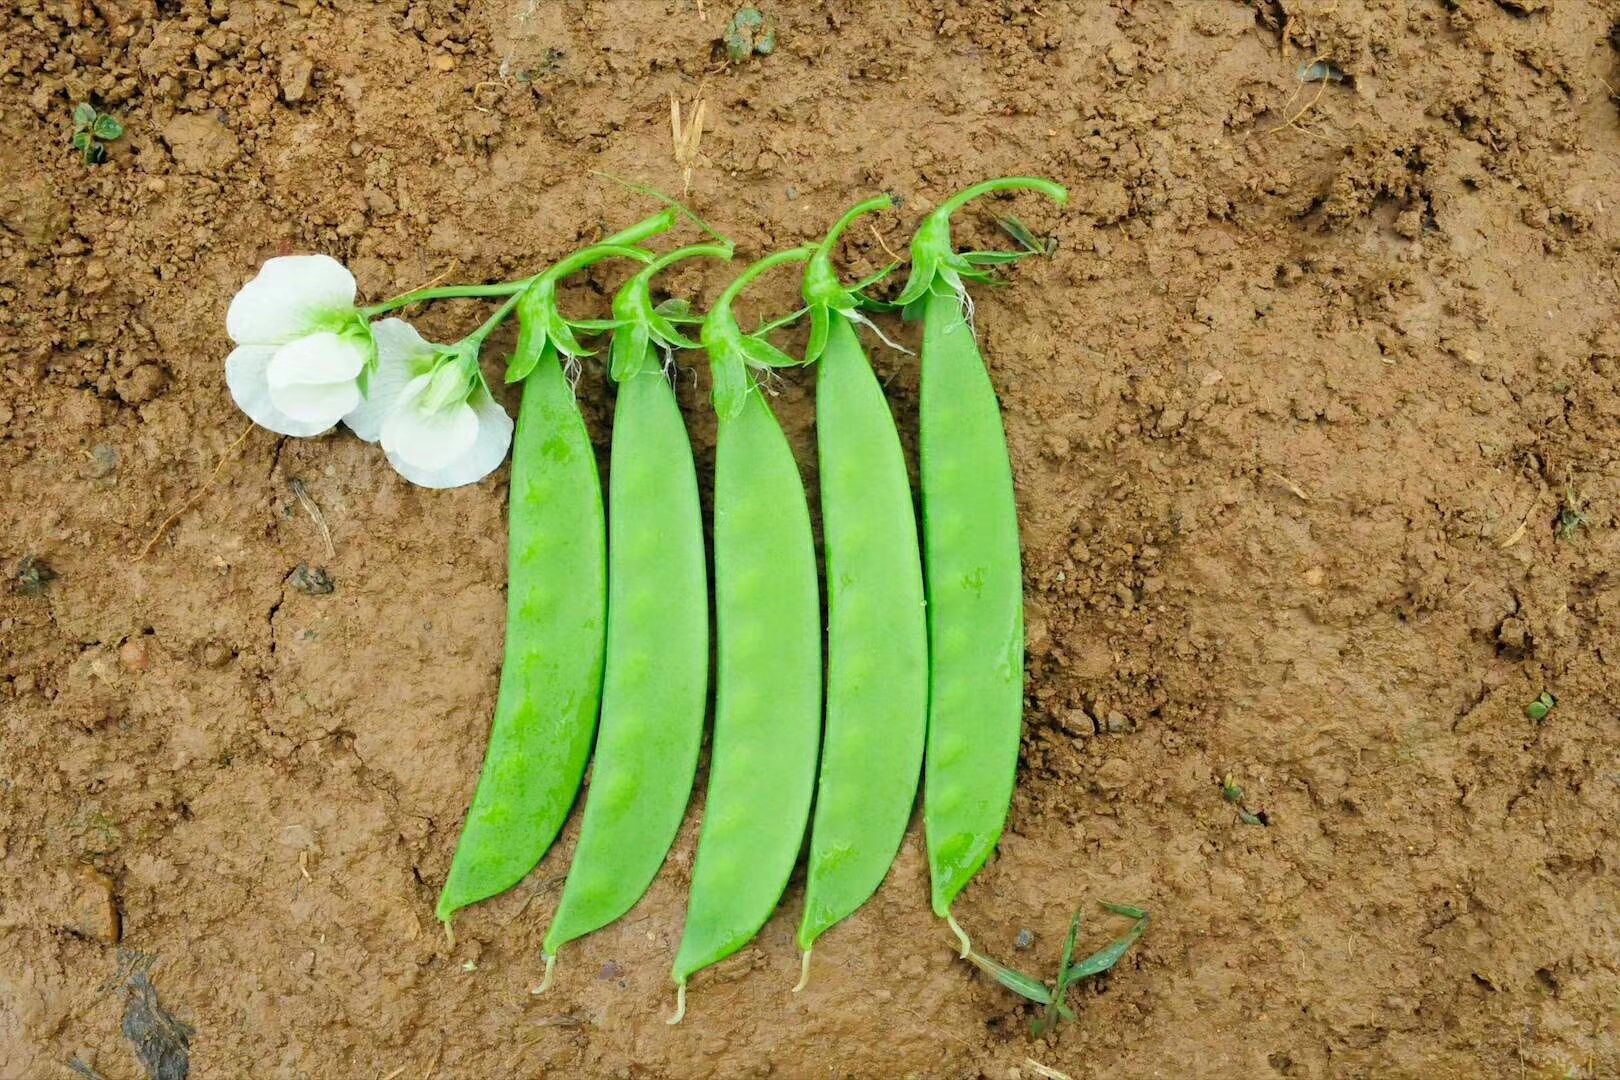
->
(225, 255, 513, 488)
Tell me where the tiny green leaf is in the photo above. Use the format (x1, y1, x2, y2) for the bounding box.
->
(92, 114, 124, 141)
(996, 214, 1056, 255)
(71, 131, 92, 151)
(738, 334, 799, 370)
(963, 950, 1053, 1006)
(1033, 911, 1086, 1036)
(73, 103, 97, 131)
(961, 250, 1034, 267)
(1065, 904, 1150, 982)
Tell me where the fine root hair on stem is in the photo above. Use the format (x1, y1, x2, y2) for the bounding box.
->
(135, 421, 255, 559)
(951, 280, 980, 339)
(792, 949, 812, 993)
(666, 982, 687, 1026)
(290, 478, 335, 557)
(946, 911, 972, 958)
(849, 309, 913, 356)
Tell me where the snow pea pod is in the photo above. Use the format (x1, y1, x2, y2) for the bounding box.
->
(892, 178, 1068, 942)
(794, 197, 927, 984)
(669, 246, 821, 1022)
(539, 244, 732, 976)
(437, 211, 677, 930)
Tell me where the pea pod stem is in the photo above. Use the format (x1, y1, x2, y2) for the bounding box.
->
(361, 281, 528, 317)
(934, 176, 1068, 220)
(361, 207, 680, 318)
(462, 292, 522, 350)
(712, 244, 815, 316)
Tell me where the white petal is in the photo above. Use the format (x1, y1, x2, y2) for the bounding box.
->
(269, 379, 362, 426)
(267, 332, 367, 388)
(226, 343, 336, 436)
(343, 319, 434, 443)
(381, 377, 480, 471)
(226, 255, 358, 345)
(384, 384, 513, 489)
(371, 317, 437, 363)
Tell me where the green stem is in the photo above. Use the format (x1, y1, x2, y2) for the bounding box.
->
(362, 281, 529, 318)
(814, 195, 893, 261)
(601, 206, 682, 250)
(543, 244, 656, 286)
(638, 242, 735, 283)
(464, 292, 523, 348)
(936, 176, 1069, 220)
(713, 246, 815, 321)
(361, 208, 679, 319)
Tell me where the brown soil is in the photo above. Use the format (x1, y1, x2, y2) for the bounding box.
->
(4, 1, 1620, 1077)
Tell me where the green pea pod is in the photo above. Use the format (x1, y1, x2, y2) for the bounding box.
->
(437, 212, 676, 929)
(670, 246, 821, 1021)
(896, 178, 1069, 932)
(794, 197, 928, 981)
(541, 245, 733, 970)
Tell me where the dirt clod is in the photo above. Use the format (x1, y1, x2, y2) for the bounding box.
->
(160, 114, 239, 173)
(65, 867, 121, 944)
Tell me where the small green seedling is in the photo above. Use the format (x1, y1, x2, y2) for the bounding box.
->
(955, 900, 1151, 1035)
(1556, 488, 1587, 541)
(71, 103, 124, 165)
(1525, 691, 1556, 722)
(997, 215, 1057, 257)
(16, 555, 55, 596)
(723, 8, 776, 62)
(1221, 773, 1267, 825)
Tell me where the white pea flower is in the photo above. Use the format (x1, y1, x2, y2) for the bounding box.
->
(225, 254, 377, 437)
(349, 319, 514, 489)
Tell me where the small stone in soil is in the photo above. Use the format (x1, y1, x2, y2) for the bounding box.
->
(288, 563, 334, 595)
(83, 444, 119, 479)
(119, 638, 151, 672)
(1014, 929, 1034, 950)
